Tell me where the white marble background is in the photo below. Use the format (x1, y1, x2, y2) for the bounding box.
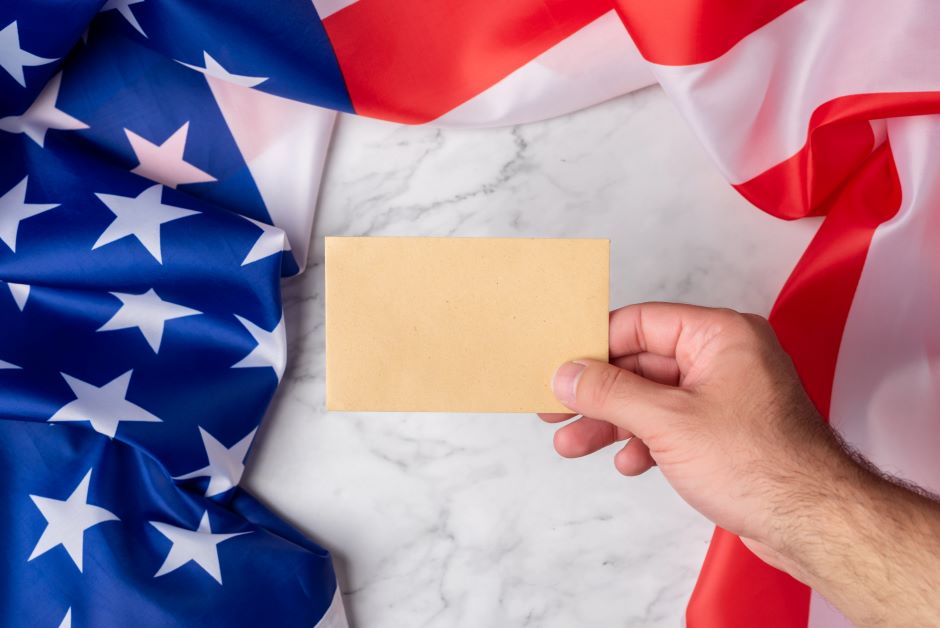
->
(244, 86, 821, 627)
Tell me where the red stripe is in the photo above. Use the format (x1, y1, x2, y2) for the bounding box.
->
(688, 529, 810, 627)
(735, 92, 940, 221)
(688, 130, 904, 627)
(322, 0, 610, 124)
(612, 0, 803, 65)
(769, 139, 901, 414)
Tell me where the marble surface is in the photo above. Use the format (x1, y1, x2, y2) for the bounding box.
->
(243, 86, 821, 627)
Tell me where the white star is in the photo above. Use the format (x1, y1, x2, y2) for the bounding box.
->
(177, 51, 267, 88)
(241, 215, 289, 266)
(0, 176, 58, 252)
(6, 281, 28, 310)
(150, 511, 249, 584)
(100, 0, 147, 37)
(125, 122, 216, 189)
(0, 72, 88, 146)
(93, 184, 198, 263)
(232, 314, 286, 382)
(173, 427, 257, 497)
(50, 370, 162, 438)
(58, 608, 71, 628)
(0, 21, 57, 87)
(28, 469, 119, 571)
(98, 289, 200, 352)
(0, 358, 20, 368)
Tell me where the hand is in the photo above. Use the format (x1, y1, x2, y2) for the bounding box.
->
(539, 303, 845, 572)
(540, 303, 940, 626)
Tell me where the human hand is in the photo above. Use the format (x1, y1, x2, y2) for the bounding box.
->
(541, 304, 940, 625)
(539, 303, 847, 572)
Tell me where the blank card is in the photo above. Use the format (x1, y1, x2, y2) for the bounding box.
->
(325, 237, 608, 413)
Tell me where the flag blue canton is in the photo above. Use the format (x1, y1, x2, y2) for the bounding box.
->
(0, 1, 349, 626)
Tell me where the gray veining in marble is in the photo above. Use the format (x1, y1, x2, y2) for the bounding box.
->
(243, 86, 821, 628)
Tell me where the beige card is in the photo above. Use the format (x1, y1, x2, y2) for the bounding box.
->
(325, 237, 609, 413)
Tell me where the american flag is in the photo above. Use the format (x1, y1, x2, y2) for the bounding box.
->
(1, 0, 342, 626)
(1, 1, 937, 627)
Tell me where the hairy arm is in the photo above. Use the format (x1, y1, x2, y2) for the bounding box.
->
(776, 449, 940, 626)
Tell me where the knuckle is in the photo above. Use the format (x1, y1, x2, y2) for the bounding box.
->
(741, 314, 782, 351)
(742, 313, 773, 336)
(742, 312, 769, 326)
(719, 310, 766, 343)
(709, 308, 743, 334)
(696, 309, 745, 346)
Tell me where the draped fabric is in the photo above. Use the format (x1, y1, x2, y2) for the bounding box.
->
(617, 2, 940, 624)
(1, 1, 936, 626)
(0, 1, 345, 626)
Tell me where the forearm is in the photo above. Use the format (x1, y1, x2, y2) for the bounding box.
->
(773, 446, 940, 626)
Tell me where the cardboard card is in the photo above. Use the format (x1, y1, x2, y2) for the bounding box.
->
(325, 237, 609, 413)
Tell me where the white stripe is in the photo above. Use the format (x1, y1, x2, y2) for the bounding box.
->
(313, 587, 349, 628)
(312, 0, 358, 19)
(432, 11, 654, 128)
(203, 75, 335, 271)
(652, 0, 940, 184)
(830, 114, 940, 493)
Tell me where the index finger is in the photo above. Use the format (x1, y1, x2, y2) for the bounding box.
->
(608, 302, 736, 361)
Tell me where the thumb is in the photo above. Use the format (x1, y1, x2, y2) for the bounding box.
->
(551, 359, 683, 439)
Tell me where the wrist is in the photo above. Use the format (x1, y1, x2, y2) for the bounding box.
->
(761, 435, 900, 591)
(758, 428, 865, 570)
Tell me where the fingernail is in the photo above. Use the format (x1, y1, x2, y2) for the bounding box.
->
(552, 361, 586, 407)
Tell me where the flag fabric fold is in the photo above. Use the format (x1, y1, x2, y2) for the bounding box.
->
(613, 2, 940, 624)
(1, 1, 346, 625)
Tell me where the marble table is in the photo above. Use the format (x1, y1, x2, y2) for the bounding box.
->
(243, 86, 821, 627)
